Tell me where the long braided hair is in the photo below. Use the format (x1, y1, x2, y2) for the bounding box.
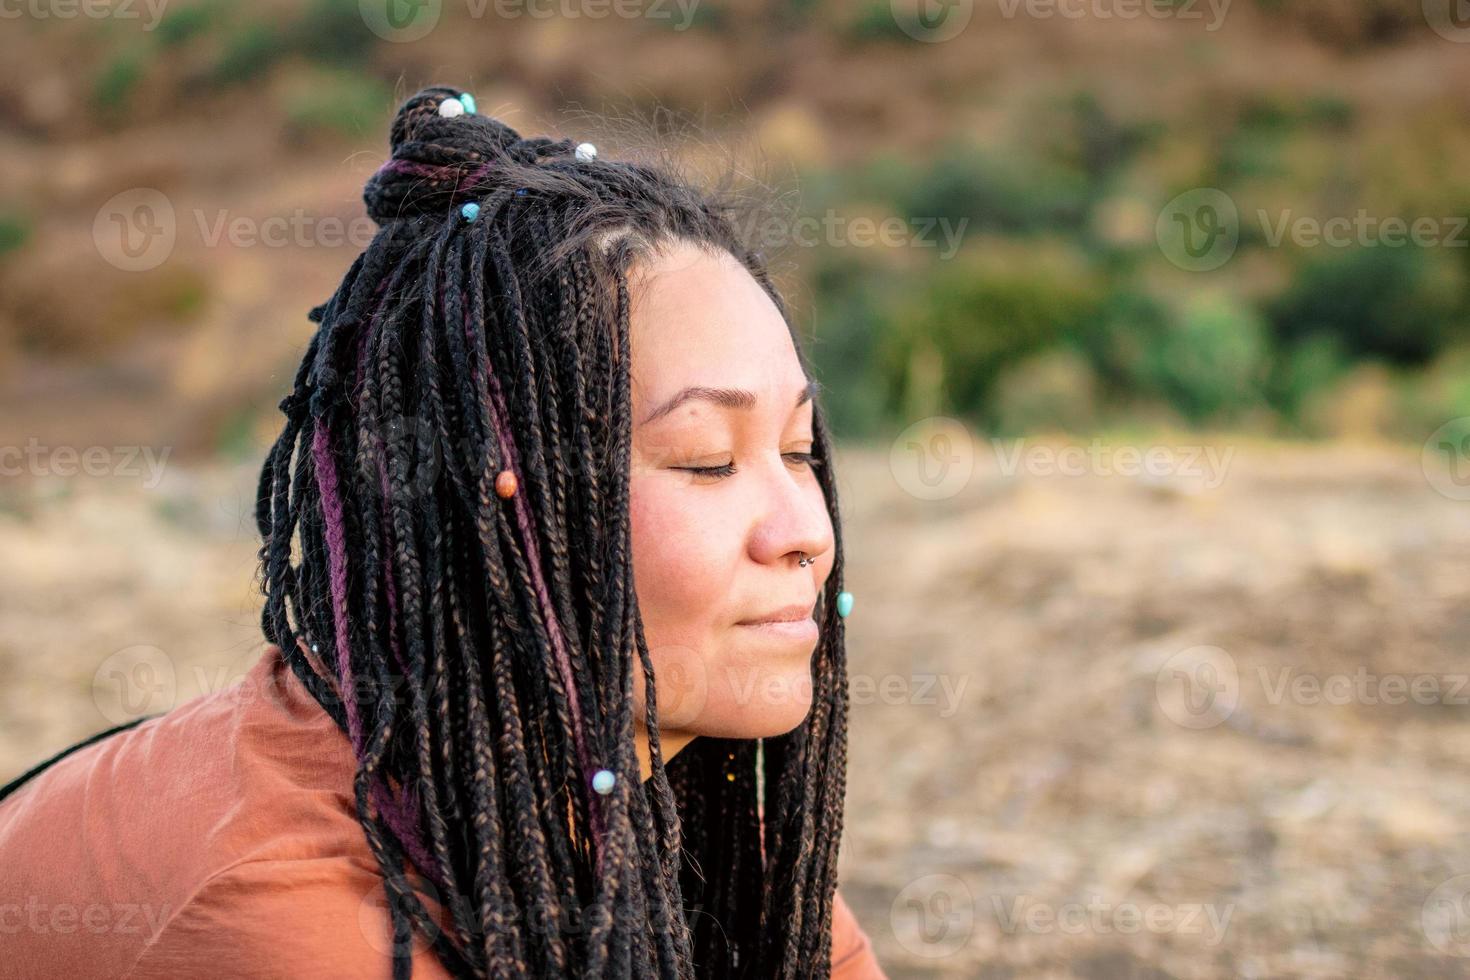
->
(253, 86, 850, 979)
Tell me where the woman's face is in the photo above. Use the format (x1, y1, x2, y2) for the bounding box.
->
(627, 241, 835, 749)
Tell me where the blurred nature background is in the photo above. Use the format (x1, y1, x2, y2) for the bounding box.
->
(3, 1, 1470, 977)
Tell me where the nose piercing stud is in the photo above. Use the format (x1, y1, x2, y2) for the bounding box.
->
(797, 552, 813, 567)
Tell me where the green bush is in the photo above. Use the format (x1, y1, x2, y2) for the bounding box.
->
(155, 1, 220, 47)
(94, 47, 146, 114)
(991, 349, 1102, 436)
(1144, 292, 1270, 425)
(0, 210, 33, 259)
(282, 70, 391, 141)
(211, 20, 282, 86)
(1264, 332, 1352, 428)
(292, 0, 380, 65)
(881, 243, 1104, 426)
(860, 143, 1091, 237)
(1266, 245, 1466, 366)
(801, 251, 897, 439)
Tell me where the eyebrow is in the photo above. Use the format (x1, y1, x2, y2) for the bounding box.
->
(638, 377, 822, 427)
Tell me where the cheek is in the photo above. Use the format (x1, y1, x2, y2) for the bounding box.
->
(629, 475, 743, 654)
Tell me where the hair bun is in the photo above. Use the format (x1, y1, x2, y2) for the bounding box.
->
(364, 86, 570, 225)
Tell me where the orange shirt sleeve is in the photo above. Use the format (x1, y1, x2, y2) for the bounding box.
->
(831, 887, 888, 979)
(123, 858, 454, 980)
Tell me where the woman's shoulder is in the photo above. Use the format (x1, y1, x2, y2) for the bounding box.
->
(123, 855, 455, 979)
(832, 887, 889, 979)
(0, 644, 384, 976)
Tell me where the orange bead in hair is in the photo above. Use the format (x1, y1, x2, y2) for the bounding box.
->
(495, 469, 518, 498)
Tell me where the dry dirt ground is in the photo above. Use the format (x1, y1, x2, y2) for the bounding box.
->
(2, 438, 1468, 979)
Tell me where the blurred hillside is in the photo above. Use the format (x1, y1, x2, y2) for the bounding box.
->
(1, 0, 1469, 459)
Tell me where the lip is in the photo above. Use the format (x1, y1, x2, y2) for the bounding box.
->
(736, 603, 819, 644)
(736, 618, 820, 643)
(737, 603, 817, 626)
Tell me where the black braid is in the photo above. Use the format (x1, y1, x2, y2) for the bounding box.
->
(253, 85, 850, 979)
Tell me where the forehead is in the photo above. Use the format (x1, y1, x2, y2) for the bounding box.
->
(627, 243, 805, 404)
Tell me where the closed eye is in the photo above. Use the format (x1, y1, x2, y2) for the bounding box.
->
(674, 453, 820, 480)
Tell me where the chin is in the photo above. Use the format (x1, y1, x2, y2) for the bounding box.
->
(694, 654, 816, 739)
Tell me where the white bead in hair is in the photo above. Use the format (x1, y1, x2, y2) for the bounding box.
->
(438, 98, 465, 119)
(574, 142, 597, 162)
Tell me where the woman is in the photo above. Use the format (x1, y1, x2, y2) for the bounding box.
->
(0, 86, 883, 979)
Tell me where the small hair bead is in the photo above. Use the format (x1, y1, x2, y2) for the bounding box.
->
(438, 97, 465, 119)
(495, 469, 518, 498)
(460, 202, 480, 222)
(836, 591, 854, 618)
(574, 142, 597, 162)
(458, 92, 476, 114)
(514, 188, 528, 196)
(591, 769, 616, 795)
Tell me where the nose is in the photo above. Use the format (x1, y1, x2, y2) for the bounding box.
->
(746, 453, 834, 568)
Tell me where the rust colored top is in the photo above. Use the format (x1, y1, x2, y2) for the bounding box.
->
(0, 642, 885, 979)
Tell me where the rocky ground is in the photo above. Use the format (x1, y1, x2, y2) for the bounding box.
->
(3, 438, 1468, 979)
